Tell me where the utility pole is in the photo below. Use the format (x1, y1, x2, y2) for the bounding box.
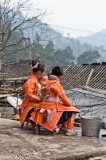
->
(0, 1, 4, 70)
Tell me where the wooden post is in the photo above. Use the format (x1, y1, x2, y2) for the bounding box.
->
(86, 69, 94, 85)
(35, 124, 40, 135)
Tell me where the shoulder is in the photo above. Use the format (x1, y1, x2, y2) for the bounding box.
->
(48, 79, 60, 86)
(24, 76, 37, 87)
(28, 74, 37, 83)
(49, 80, 62, 90)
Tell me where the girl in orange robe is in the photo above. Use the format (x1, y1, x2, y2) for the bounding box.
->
(30, 66, 80, 136)
(19, 60, 45, 125)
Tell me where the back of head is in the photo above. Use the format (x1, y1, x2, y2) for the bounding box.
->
(31, 58, 45, 73)
(51, 66, 63, 77)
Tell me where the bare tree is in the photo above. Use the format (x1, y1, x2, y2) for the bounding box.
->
(0, 0, 54, 61)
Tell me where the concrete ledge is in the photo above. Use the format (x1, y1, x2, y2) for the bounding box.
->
(57, 150, 106, 160)
(0, 118, 106, 160)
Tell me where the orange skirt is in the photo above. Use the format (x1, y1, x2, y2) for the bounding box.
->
(30, 102, 80, 131)
(19, 102, 40, 124)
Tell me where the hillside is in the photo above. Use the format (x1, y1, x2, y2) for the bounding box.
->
(22, 19, 106, 61)
(77, 29, 106, 48)
(3, 15, 106, 63)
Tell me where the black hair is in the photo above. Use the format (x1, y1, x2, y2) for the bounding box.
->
(31, 59, 45, 73)
(51, 66, 63, 77)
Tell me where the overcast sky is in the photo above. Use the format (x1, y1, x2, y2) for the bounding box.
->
(32, 0, 106, 37)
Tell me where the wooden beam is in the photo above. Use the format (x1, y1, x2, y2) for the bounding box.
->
(86, 69, 94, 85)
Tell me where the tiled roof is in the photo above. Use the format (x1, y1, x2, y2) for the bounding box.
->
(1, 61, 106, 90)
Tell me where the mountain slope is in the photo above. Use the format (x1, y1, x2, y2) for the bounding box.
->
(77, 29, 106, 49)
(25, 20, 106, 60)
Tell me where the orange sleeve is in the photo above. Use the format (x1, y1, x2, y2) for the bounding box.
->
(50, 83, 72, 106)
(23, 78, 41, 102)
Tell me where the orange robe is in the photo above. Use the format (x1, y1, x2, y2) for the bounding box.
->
(19, 74, 41, 124)
(30, 79, 80, 132)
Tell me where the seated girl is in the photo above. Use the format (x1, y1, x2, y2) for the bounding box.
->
(19, 59, 45, 126)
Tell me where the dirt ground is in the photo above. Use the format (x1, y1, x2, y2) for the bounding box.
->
(0, 118, 106, 160)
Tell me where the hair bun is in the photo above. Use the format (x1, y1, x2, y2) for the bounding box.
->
(31, 58, 41, 67)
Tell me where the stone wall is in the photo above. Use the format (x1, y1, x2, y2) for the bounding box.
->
(0, 107, 15, 119)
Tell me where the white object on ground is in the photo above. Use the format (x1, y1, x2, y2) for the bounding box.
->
(7, 96, 22, 109)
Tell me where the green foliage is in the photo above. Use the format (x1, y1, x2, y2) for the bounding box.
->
(44, 41, 55, 64)
(28, 40, 75, 65)
(77, 50, 100, 64)
(54, 46, 75, 65)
